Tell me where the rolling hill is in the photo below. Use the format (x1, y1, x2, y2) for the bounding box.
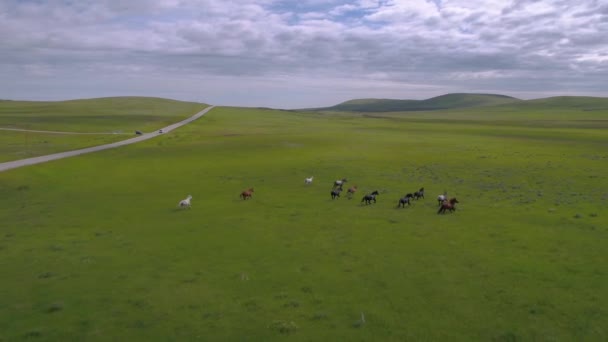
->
(310, 93, 521, 112)
(498, 96, 608, 111)
(0, 96, 207, 132)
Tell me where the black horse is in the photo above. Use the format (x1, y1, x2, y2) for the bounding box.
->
(331, 188, 342, 200)
(397, 193, 414, 208)
(413, 187, 425, 200)
(361, 190, 379, 205)
(437, 198, 459, 214)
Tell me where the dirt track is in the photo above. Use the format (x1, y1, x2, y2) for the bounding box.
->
(0, 106, 215, 173)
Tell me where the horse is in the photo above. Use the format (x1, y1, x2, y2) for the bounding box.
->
(437, 198, 459, 214)
(437, 192, 448, 206)
(178, 195, 192, 208)
(346, 185, 357, 199)
(331, 188, 342, 200)
(397, 193, 413, 208)
(240, 188, 254, 200)
(305, 176, 314, 185)
(361, 190, 379, 205)
(333, 178, 347, 188)
(414, 187, 425, 200)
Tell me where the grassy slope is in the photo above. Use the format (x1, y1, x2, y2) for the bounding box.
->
(0, 130, 130, 163)
(0, 97, 207, 162)
(314, 93, 520, 112)
(0, 105, 607, 340)
(0, 97, 207, 132)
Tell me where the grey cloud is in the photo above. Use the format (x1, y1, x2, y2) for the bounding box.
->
(569, 31, 608, 47)
(1, 0, 606, 107)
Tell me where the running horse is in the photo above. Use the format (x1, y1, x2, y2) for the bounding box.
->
(437, 191, 448, 206)
(333, 178, 347, 189)
(437, 198, 459, 214)
(397, 193, 414, 208)
(346, 185, 358, 199)
(361, 190, 379, 205)
(240, 188, 254, 200)
(330, 188, 342, 200)
(413, 187, 425, 200)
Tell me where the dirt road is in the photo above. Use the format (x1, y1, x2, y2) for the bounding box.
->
(0, 106, 215, 173)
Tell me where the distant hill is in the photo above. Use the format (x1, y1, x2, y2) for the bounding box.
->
(0, 96, 208, 117)
(0, 96, 208, 132)
(500, 96, 608, 111)
(310, 93, 521, 112)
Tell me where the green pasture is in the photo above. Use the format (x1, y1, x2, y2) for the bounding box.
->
(0, 104, 607, 340)
(0, 97, 207, 162)
(360, 96, 608, 128)
(0, 97, 206, 132)
(0, 130, 129, 163)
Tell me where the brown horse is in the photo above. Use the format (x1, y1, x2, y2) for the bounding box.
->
(347, 185, 357, 199)
(240, 188, 254, 200)
(437, 198, 459, 214)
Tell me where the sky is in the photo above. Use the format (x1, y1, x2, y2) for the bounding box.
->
(1, 0, 607, 108)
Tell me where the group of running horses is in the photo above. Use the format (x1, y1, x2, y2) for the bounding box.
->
(237, 178, 459, 214)
(327, 178, 459, 214)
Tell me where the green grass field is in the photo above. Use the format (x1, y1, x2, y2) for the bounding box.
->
(0, 101, 607, 340)
(0, 130, 130, 163)
(314, 93, 521, 112)
(0, 97, 207, 162)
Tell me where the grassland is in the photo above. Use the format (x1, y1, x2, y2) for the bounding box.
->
(0, 97, 207, 162)
(0, 101, 607, 340)
(0, 130, 129, 163)
(314, 93, 521, 112)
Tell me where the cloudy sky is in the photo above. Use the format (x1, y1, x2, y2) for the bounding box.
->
(1, 0, 607, 108)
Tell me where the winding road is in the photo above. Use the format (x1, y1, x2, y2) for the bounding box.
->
(0, 105, 215, 173)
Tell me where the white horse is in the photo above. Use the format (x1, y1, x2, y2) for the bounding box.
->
(179, 195, 192, 208)
(437, 192, 447, 206)
(333, 178, 347, 188)
(305, 176, 314, 185)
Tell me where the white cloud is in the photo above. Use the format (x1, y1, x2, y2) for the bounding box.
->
(364, 0, 440, 22)
(0, 0, 606, 107)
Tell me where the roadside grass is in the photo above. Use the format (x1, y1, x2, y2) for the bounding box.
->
(0, 130, 128, 163)
(0, 97, 207, 162)
(0, 97, 207, 132)
(0, 106, 606, 340)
